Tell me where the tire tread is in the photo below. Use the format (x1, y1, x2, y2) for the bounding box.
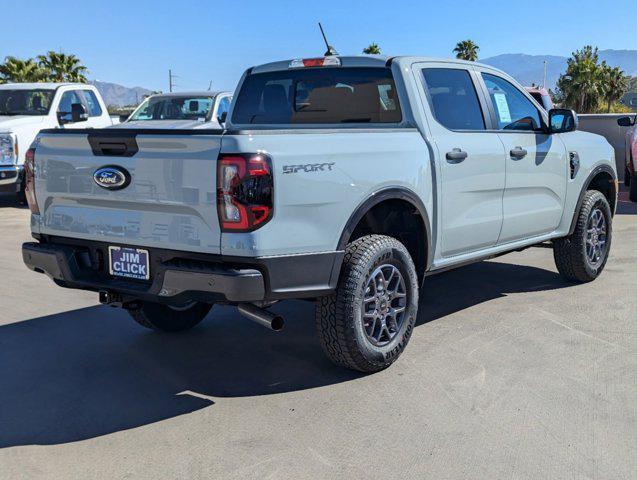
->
(553, 190, 611, 283)
(316, 235, 417, 372)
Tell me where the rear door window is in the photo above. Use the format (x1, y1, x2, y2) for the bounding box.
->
(232, 67, 402, 125)
(421, 68, 485, 131)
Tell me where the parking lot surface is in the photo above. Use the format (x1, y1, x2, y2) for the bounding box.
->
(0, 193, 635, 480)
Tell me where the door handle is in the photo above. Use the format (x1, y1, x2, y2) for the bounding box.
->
(446, 148, 468, 162)
(510, 147, 528, 159)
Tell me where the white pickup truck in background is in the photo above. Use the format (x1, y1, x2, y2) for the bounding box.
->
(117, 91, 233, 129)
(0, 83, 113, 201)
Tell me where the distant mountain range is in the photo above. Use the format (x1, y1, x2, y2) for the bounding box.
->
(90, 80, 153, 107)
(481, 49, 637, 90)
(89, 49, 637, 107)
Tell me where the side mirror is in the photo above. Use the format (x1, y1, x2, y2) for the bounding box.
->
(217, 111, 228, 124)
(548, 108, 578, 134)
(617, 116, 636, 127)
(71, 103, 88, 123)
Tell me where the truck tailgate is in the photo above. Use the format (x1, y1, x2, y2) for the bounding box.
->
(33, 130, 223, 254)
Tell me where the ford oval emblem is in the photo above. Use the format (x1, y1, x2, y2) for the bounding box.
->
(93, 166, 130, 191)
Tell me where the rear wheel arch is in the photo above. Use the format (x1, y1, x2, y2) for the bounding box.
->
(337, 187, 431, 280)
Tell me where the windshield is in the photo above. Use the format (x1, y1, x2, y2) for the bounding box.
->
(0, 89, 55, 116)
(129, 95, 214, 121)
(232, 67, 402, 125)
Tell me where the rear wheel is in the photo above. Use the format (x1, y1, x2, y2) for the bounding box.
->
(128, 301, 212, 332)
(315, 235, 419, 373)
(553, 190, 612, 283)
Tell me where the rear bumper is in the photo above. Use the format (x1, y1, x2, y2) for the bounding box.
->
(22, 237, 344, 304)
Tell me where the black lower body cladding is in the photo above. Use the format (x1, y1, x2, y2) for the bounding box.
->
(22, 237, 345, 305)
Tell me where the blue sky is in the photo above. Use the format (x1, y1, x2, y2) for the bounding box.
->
(2, 0, 635, 92)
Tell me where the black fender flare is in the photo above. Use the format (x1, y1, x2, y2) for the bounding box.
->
(337, 187, 432, 270)
(568, 164, 617, 235)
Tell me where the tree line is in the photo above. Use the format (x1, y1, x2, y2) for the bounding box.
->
(0, 51, 88, 84)
(3, 46, 634, 115)
(363, 41, 635, 113)
(555, 46, 631, 113)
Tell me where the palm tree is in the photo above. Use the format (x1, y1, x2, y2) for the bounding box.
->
(601, 65, 628, 113)
(37, 51, 88, 83)
(363, 43, 381, 55)
(453, 40, 479, 61)
(0, 56, 47, 83)
(556, 46, 605, 113)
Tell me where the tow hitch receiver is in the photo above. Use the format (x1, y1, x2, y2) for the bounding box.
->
(99, 290, 124, 308)
(99, 291, 139, 310)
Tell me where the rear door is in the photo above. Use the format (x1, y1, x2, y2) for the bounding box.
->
(416, 63, 506, 257)
(476, 70, 567, 243)
(35, 130, 223, 254)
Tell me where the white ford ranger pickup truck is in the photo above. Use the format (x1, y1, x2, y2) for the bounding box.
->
(0, 83, 112, 201)
(22, 56, 617, 372)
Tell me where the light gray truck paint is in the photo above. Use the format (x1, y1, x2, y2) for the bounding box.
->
(30, 56, 616, 273)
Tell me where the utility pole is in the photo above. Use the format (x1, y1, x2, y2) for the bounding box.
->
(542, 60, 547, 90)
(168, 69, 179, 92)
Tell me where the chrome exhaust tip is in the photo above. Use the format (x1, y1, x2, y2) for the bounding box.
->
(237, 303, 284, 331)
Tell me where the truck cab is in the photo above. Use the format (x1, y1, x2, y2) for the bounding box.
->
(0, 83, 112, 200)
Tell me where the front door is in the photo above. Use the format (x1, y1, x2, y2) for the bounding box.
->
(478, 72, 568, 243)
(418, 65, 506, 257)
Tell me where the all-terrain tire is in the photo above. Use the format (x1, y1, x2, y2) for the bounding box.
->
(315, 235, 419, 373)
(553, 190, 612, 283)
(128, 301, 212, 332)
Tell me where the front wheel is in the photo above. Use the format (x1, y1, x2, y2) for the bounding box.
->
(128, 301, 212, 332)
(315, 235, 419, 373)
(553, 190, 612, 283)
(630, 170, 637, 202)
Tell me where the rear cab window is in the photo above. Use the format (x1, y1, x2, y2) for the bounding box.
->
(232, 67, 402, 125)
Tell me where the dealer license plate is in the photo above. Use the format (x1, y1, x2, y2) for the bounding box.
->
(108, 246, 150, 281)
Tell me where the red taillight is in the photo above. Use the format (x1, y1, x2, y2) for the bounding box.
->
(217, 154, 273, 232)
(24, 147, 39, 214)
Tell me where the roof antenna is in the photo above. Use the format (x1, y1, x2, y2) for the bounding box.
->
(318, 22, 338, 56)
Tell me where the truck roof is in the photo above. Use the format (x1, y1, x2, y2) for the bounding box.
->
(250, 55, 506, 75)
(0, 82, 89, 90)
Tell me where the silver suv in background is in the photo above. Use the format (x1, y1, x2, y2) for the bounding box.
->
(117, 91, 232, 129)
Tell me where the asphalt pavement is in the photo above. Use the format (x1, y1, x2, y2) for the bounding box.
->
(0, 193, 635, 479)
